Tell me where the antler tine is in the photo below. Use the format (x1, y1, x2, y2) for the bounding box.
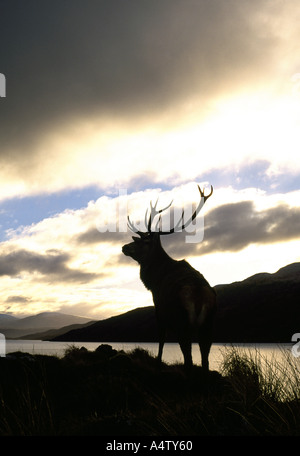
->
(147, 198, 158, 232)
(154, 214, 162, 232)
(171, 207, 185, 233)
(147, 198, 173, 232)
(127, 215, 143, 236)
(144, 208, 149, 232)
(198, 184, 213, 202)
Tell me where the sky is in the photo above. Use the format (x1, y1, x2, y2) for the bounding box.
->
(0, 0, 300, 319)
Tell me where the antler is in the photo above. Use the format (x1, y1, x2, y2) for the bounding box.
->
(127, 197, 173, 234)
(158, 185, 213, 235)
(127, 184, 213, 235)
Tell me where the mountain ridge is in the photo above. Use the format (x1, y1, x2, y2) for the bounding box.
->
(0, 312, 94, 339)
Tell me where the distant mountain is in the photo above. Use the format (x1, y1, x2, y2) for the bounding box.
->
(0, 312, 94, 339)
(53, 262, 300, 343)
(0, 314, 19, 325)
(19, 320, 96, 340)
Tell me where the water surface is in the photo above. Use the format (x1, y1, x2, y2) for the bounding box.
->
(5, 340, 293, 372)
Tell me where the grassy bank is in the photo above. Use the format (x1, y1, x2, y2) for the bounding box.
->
(0, 344, 299, 436)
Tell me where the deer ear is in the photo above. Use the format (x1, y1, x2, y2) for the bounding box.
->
(132, 236, 141, 242)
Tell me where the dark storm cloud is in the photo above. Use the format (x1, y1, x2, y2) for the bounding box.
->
(76, 227, 139, 266)
(0, 0, 282, 171)
(76, 227, 128, 245)
(203, 202, 300, 253)
(0, 248, 99, 283)
(162, 202, 300, 256)
(5, 295, 31, 304)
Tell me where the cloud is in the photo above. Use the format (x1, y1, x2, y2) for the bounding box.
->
(204, 202, 300, 252)
(1, 0, 283, 132)
(198, 161, 300, 195)
(0, 248, 99, 283)
(76, 227, 127, 245)
(163, 201, 300, 257)
(1, 0, 300, 197)
(5, 295, 31, 304)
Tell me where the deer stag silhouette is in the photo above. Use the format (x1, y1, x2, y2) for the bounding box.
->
(122, 185, 216, 371)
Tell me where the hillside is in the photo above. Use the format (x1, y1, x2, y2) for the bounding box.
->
(213, 262, 300, 342)
(53, 262, 300, 343)
(52, 306, 157, 342)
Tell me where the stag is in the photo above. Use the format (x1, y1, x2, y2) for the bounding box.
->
(122, 185, 216, 372)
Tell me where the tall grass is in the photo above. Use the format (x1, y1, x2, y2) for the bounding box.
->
(220, 346, 300, 435)
(0, 354, 54, 435)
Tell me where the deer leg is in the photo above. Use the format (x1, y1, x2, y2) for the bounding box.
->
(157, 325, 166, 368)
(199, 340, 210, 372)
(179, 338, 193, 370)
(158, 340, 164, 365)
(198, 327, 212, 372)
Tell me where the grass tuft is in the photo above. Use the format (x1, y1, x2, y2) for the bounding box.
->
(220, 346, 300, 435)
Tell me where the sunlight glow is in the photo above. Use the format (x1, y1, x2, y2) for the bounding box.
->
(1, 85, 300, 201)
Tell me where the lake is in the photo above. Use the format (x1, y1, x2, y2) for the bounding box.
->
(5, 340, 295, 372)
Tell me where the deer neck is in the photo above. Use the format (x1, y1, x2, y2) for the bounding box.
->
(139, 245, 174, 291)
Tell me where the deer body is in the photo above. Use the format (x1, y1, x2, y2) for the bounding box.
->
(122, 185, 216, 371)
